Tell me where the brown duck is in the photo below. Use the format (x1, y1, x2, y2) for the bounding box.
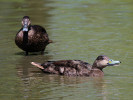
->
(15, 16, 52, 55)
(31, 55, 121, 77)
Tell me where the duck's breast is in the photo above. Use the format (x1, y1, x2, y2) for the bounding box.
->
(15, 26, 49, 52)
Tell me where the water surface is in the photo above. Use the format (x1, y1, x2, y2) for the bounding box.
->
(0, 0, 133, 100)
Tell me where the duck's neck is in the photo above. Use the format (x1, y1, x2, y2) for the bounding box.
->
(92, 66, 103, 71)
(23, 31, 28, 45)
(89, 66, 104, 77)
(92, 61, 104, 71)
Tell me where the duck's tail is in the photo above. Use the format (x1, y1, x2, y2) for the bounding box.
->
(31, 62, 44, 69)
(48, 40, 53, 43)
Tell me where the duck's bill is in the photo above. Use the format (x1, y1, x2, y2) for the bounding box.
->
(23, 27, 28, 31)
(107, 59, 121, 66)
(23, 24, 28, 31)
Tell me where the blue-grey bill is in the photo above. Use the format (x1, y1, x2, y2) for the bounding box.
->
(23, 27, 28, 31)
(108, 59, 121, 66)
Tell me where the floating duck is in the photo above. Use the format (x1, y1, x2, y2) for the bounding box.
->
(31, 55, 121, 77)
(15, 16, 52, 55)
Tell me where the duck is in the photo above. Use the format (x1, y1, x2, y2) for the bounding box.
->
(31, 55, 121, 77)
(15, 16, 52, 55)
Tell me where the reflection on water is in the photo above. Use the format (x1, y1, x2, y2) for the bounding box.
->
(0, 0, 133, 100)
(16, 54, 52, 77)
(17, 69, 107, 100)
(16, 54, 52, 99)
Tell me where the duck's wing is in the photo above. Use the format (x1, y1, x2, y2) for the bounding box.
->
(30, 25, 53, 43)
(52, 60, 92, 76)
(31, 60, 92, 76)
(41, 60, 90, 68)
(31, 25, 47, 33)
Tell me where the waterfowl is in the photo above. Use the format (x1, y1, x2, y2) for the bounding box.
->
(31, 55, 121, 77)
(15, 16, 52, 55)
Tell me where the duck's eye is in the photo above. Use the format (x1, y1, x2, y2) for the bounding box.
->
(109, 59, 113, 61)
(108, 59, 113, 63)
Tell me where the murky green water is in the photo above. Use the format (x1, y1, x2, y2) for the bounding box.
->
(0, 0, 133, 99)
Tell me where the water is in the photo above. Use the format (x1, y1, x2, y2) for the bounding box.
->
(0, 0, 133, 99)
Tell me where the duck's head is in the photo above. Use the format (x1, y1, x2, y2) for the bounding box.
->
(22, 16, 31, 32)
(92, 55, 121, 70)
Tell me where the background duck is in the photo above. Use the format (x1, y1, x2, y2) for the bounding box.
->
(15, 16, 52, 55)
(31, 55, 121, 77)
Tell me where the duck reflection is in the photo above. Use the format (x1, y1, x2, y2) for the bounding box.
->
(16, 54, 52, 78)
(17, 62, 108, 100)
(16, 54, 52, 98)
(91, 77, 108, 100)
(38, 75, 108, 100)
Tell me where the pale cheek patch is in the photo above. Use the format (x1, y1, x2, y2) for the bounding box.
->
(98, 60, 108, 66)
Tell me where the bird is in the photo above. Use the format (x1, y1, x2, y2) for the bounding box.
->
(15, 16, 52, 55)
(31, 55, 121, 77)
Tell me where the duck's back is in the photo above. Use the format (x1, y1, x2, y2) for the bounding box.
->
(15, 25, 50, 52)
(40, 60, 92, 76)
(31, 25, 47, 34)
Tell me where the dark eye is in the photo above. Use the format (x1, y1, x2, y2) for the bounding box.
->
(97, 56, 104, 60)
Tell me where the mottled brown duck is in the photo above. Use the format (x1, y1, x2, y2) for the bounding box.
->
(31, 55, 121, 77)
(15, 16, 52, 55)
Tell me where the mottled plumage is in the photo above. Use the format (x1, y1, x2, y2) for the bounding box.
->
(31, 55, 121, 77)
(15, 16, 52, 55)
(40, 60, 92, 76)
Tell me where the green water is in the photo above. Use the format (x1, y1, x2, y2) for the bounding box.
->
(0, 0, 133, 99)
